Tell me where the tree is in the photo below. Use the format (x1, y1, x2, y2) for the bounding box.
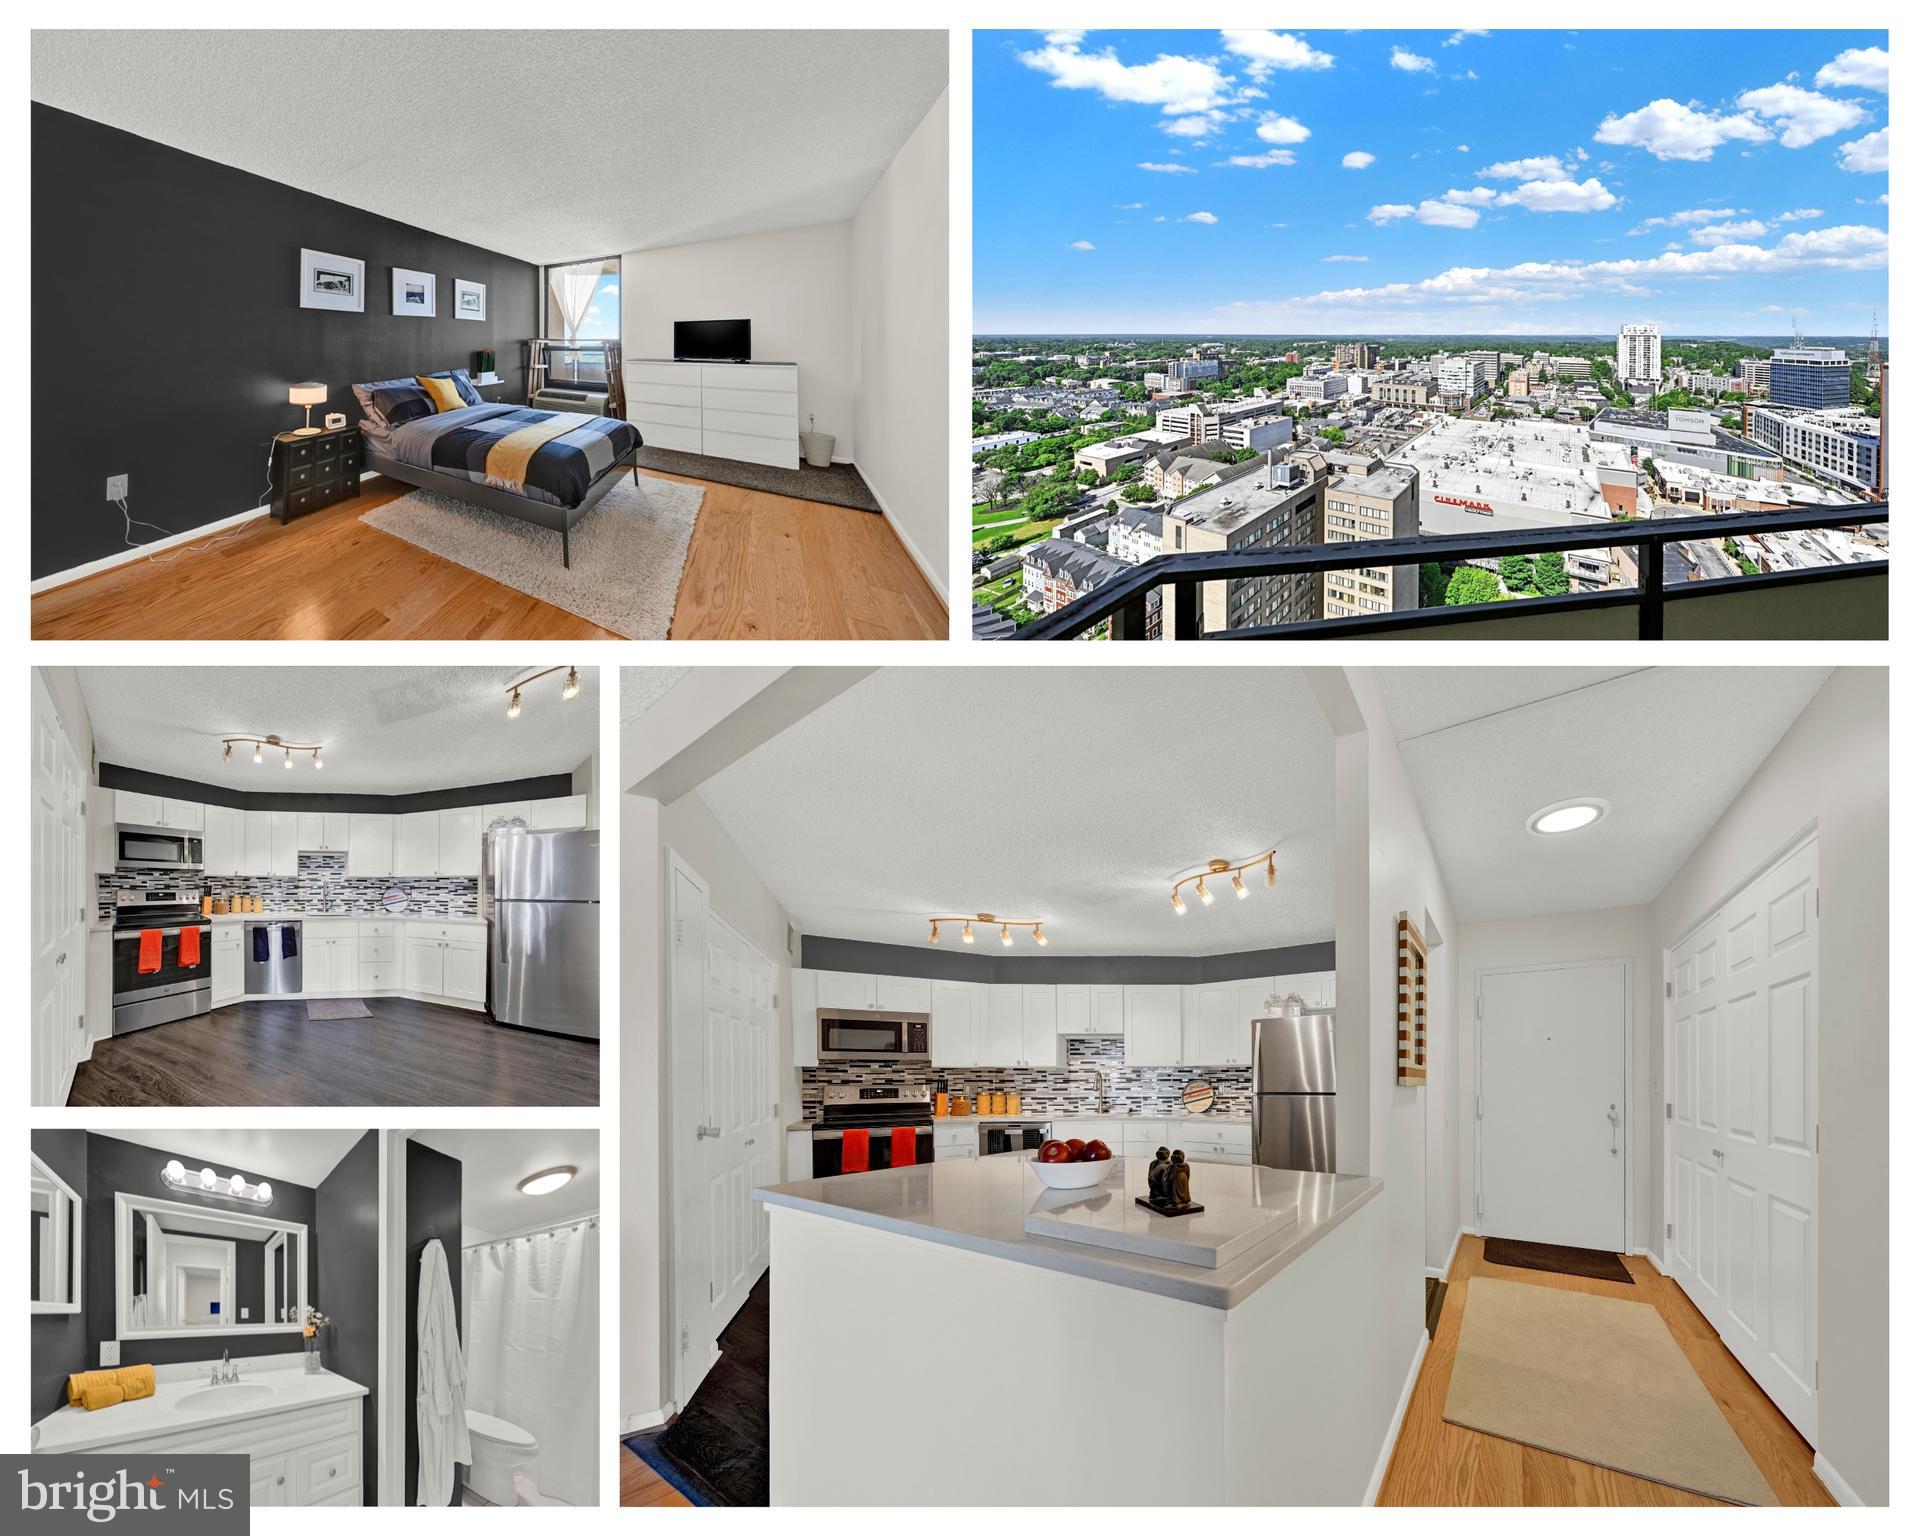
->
(1445, 566, 1502, 606)
(1419, 562, 1449, 608)
(978, 468, 1009, 510)
(1498, 554, 1536, 594)
(1121, 482, 1158, 503)
(1534, 550, 1570, 596)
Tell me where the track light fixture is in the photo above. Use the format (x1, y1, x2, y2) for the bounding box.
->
(224, 733, 326, 769)
(928, 912, 1051, 947)
(1171, 851, 1278, 918)
(508, 688, 522, 720)
(505, 665, 584, 718)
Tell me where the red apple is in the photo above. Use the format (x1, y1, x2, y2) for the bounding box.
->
(1065, 1138, 1088, 1160)
(1038, 1140, 1070, 1164)
(1084, 1140, 1113, 1161)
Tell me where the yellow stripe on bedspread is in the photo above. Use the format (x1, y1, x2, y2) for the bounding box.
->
(483, 412, 595, 495)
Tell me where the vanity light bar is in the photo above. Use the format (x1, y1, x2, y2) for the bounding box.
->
(161, 1159, 274, 1206)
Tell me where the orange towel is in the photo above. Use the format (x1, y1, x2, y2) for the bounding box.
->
(841, 1128, 870, 1173)
(67, 1369, 118, 1407)
(114, 1365, 156, 1401)
(890, 1126, 917, 1168)
(80, 1384, 127, 1412)
(136, 929, 163, 974)
(178, 926, 201, 968)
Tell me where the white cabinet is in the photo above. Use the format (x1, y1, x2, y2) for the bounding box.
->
(1021, 986, 1058, 1068)
(929, 979, 978, 1068)
(113, 790, 203, 829)
(787, 1129, 815, 1181)
(528, 794, 589, 831)
(1057, 984, 1091, 1035)
(302, 924, 358, 993)
(442, 940, 485, 1002)
(88, 786, 116, 874)
(211, 927, 243, 1006)
(791, 968, 819, 1068)
(1124, 985, 1185, 1066)
(816, 971, 878, 1011)
(346, 815, 393, 877)
(296, 813, 350, 852)
(269, 813, 299, 877)
(203, 805, 243, 876)
(1274, 970, 1336, 1009)
(1187, 980, 1260, 1066)
(1052, 1118, 1125, 1147)
(404, 936, 442, 995)
(395, 812, 439, 877)
(1091, 983, 1123, 1035)
(876, 974, 931, 1013)
(242, 812, 274, 876)
(983, 985, 1023, 1066)
(626, 359, 800, 469)
(1059, 983, 1125, 1035)
(437, 807, 481, 878)
(403, 924, 486, 1004)
(933, 1124, 976, 1163)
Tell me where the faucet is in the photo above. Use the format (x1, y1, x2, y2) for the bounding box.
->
(1086, 1066, 1110, 1113)
(212, 1349, 240, 1385)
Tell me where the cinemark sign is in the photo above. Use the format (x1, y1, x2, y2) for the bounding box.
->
(1435, 494, 1494, 515)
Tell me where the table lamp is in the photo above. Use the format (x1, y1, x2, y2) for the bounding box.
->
(289, 381, 328, 436)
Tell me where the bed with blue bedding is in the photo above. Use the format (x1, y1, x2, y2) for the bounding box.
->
(353, 371, 643, 567)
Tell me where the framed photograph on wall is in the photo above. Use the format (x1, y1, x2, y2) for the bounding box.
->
(391, 267, 437, 318)
(299, 248, 364, 312)
(453, 278, 487, 322)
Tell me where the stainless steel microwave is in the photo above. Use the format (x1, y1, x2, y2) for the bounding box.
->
(115, 823, 204, 871)
(817, 1010, 930, 1063)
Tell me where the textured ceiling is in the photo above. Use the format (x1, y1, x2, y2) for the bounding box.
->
(695, 668, 1335, 956)
(619, 667, 691, 726)
(411, 1128, 599, 1239)
(31, 31, 947, 265)
(1374, 667, 1831, 923)
(77, 666, 598, 794)
(93, 1129, 365, 1187)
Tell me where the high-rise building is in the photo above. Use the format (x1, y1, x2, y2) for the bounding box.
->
(1743, 404, 1881, 493)
(1165, 357, 1223, 384)
(1321, 464, 1419, 620)
(1332, 341, 1380, 370)
(1156, 454, 1327, 634)
(1767, 346, 1851, 410)
(1616, 323, 1662, 384)
(1739, 357, 1771, 396)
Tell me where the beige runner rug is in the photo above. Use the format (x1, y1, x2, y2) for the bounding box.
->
(1443, 1277, 1778, 1505)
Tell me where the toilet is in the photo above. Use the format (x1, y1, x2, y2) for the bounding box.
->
(464, 1410, 538, 1505)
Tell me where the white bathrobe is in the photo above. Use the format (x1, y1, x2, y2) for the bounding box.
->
(415, 1237, 472, 1505)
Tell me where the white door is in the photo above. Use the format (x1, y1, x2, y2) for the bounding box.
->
(404, 938, 442, 995)
(1667, 837, 1819, 1441)
(32, 673, 87, 1108)
(1476, 961, 1628, 1252)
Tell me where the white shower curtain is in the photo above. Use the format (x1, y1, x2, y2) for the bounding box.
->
(463, 1220, 598, 1506)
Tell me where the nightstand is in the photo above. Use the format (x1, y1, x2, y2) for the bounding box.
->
(269, 424, 363, 523)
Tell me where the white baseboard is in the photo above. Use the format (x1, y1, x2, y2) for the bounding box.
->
(851, 456, 947, 607)
(1637, 1244, 1668, 1276)
(1365, 1327, 1430, 1506)
(620, 1404, 675, 1434)
(1426, 1225, 1469, 1280)
(1812, 1452, 1864, 1506)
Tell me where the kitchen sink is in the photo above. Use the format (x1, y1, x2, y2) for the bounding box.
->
(175, 1382, 278, 1414)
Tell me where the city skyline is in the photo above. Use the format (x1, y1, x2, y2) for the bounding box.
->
(974, 29, 1890, 336)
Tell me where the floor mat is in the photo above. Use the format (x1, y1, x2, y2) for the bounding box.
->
(621, 1435, 712, 1506)
(1483, 1236, 1633, 1283)
(304, 999, 372, 1020)
(635, 446, 882, 513)
(645, 1272, 770, 1507)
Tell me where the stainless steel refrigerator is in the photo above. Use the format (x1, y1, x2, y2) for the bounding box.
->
(1252, 1010, 1337, 1172)
(484, 828, 599, 1038)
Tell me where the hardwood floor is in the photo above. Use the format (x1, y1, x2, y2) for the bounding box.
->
(1376, 1234, 1834, 1507)
(619, 1445, 692, 1508)
(65, 996, 599, 1107)
(31, 471, 945, 641)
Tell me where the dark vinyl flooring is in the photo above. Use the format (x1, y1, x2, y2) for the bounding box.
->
(65, 996, 599, 1107)
(643, 1272, 771, 1507)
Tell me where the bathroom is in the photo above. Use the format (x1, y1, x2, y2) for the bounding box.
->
(28, 1127, 598, 1507)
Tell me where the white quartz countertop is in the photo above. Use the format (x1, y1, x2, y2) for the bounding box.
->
(32, 1361, 366, 1454)
(788, 1111, 1252, 1132)
(205, 911, 483, 925)
(755, 1151, 1381, 1309)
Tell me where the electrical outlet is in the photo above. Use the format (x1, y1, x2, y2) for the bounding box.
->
(99, 1341, 120, 1367)
(105, 474, 129, 502)
(240, 1307, 251, 1320)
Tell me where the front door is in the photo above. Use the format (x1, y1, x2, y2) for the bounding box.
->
(1476, 960, 1628, 1252)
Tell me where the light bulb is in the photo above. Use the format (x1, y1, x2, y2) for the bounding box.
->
(163, 1160, 184, 1185)
(1171, 890, 1186, 915)
(1034, 926, 1049, 946)
(283, 748, 293, 770)
(1197, 877, 1213, 906)
(928, 921, 939, 945)
(1232, 871, 1248, 900)
(199, 1168, 216, 1191)
(255, 1182, 272, 1202)
(313, 751, 323, 770)
(253, 744, 262, 764)
(1000, 924, 1012, 947)
(562, 666, 580, 700)
(508, 688, 522, 720)
(223, 743, 232, 763)
(228, 1174, 247, 1196)
(1266, 853, 1276, 888)
(961, 922, 974, 945)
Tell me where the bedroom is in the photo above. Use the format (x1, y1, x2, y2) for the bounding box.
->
(28, 29, 949, 641)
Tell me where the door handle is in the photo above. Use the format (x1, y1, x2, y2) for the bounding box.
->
(1606, 1102, 1621, 1157)
(744, 1137, 755, 1148)
(696, 1124, 721, 1140)
(1712, 1148, 1724, 1161)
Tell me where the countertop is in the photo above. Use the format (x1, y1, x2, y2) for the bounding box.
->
(203, 911, 484, 925)
(32, 1360, 367, 1453)
(787, 1110, 1252, 1132)
(755, 1151, 1381, 1309)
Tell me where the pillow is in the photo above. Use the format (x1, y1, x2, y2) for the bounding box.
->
(414, 374, 466, 413)
(420, 367, 484, 407)
(352, 378, 436, 431)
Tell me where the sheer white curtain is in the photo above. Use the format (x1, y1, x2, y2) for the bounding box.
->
(548, 270, 601, 342)
(463, 1219, 598, 1506)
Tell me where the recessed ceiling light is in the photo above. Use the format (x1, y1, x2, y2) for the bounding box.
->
(517, 1165, 576, 1197)
(1528, 799, 1607, 836)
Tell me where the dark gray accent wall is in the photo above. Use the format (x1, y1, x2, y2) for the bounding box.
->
(100, 762, 573, 814)
(31, 103, 540, 581)
(316, 1131, 380, 1505)
(404, 1139, 463, 1507)
(29, 1130, 90, 1422)
(799, 935, 1335, 985)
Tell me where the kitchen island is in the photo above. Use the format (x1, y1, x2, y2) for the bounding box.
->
(754, 1151, 1413, 1505)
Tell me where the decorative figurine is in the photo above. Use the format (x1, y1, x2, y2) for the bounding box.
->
(1137, 1146, 1204, 1217)
(1145, 1146, 1172, 1206)
(1169, 1151, 1193, 1209)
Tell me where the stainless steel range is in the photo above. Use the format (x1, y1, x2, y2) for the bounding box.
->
(810, 1085, 935, 1177)
(110, 889, 211, 1034)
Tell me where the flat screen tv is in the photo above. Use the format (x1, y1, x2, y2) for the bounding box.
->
(673, 318, 751, 363)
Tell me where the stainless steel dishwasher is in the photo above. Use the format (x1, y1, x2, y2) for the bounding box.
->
(243, 919, 303, 994)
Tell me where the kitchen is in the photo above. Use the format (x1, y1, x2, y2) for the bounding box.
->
(32, 665, 601, 1108)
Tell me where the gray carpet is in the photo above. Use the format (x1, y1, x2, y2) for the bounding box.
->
(306, 999, 373, 1020)
(635, 445, 882, 513)
(360, 476, 703, 638)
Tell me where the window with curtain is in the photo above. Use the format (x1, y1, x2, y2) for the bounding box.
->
(543, 257, 620, 386)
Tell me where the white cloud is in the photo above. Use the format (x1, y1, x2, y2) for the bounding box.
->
(1631, 206, 1741, 233)
(1367, 203, 1415, 224)
(1690, 219, 1769, 243)
(1224, 150, 1297, 168)
(1416, 199, 1481, 228)
(1115, 201, 1145, 210)
(1444, 30, 1488, 46)
(1837, 127, 1889, 174)
(1162, 114, 1221, 139)
(1322, 254, 1369, 262)
(1016, 37, 1232, 116)
(1735, 83, 1868, 148)
(1478, 155, 1568, 180)
(1042, 30, 1085, 47)
(1594, 98, 1771, 161)
(1219, 31, 1334, 76)
(1066, 240, 1096, 251)
(1341, 151, 1376, 170)
(1255, 114, 1312, 145)
(1181, 211, 1219, 224)
(1495, 176, 1620, 213)
(1439, 186, 1497, 206)
(1815, 46, 1889, 93)
(1390, 48, 1435, 74)
(1776, 207, 1824, 222)
(1138, 161, 1197, 174)
(604, 283, 619, 295)
(1457, 145, 1470, 153)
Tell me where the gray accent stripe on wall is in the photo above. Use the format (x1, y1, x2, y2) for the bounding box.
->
(798, 935, 1335, 984)
(99, 762, 574, 814)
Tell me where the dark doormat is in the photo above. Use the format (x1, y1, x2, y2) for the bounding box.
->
(1425, 1276, 1448, 1338)
(635, 445, 882, 514)
(1484, 1236, 1633, 1284)
(639, 1271, 770, 1507)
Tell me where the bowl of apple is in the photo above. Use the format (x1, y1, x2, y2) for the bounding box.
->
(1029, 1137, 1117, 1188)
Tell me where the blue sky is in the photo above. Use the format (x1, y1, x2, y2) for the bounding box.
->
(576, 274, 620, 340)
(973, 29, 1890, 335)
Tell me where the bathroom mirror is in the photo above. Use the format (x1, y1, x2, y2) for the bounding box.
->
(114, 1193, 307, 1339)
(29, 1152, 82, 1315)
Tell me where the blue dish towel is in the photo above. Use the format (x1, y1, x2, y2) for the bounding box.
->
(281, 927, 299, 959)
(252, 926, 268, 963)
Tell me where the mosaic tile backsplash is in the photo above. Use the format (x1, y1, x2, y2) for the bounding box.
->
(96, 852, 479, 922)
(799, 1036, 1252, 1121)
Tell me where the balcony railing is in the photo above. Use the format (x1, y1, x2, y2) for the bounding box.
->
(1012, 501, 1888, 641)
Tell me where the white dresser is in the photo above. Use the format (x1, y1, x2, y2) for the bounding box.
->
(626, 360, 800, 469)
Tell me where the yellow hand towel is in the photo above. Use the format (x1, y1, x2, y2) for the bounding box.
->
(80, 1383, 127, 1412)
(66, 1369, 118, 1408)
(115, 1364, 156, 1401)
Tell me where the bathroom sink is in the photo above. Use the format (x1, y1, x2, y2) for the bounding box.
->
(175, 1382, 279, 1415)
